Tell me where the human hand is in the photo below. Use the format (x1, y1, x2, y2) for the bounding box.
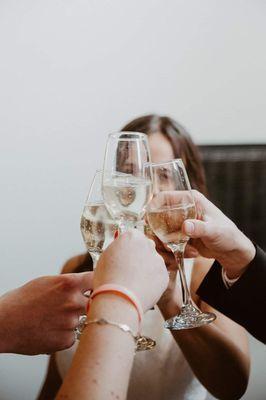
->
(183, 190, 256, 278)
(94, 229, 169, 312)
(0, 272, 93, 355)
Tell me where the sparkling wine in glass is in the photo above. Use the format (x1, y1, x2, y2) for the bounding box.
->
(80, 170, 118, 269)
(146, 159, 216, 330)
(81, 204, 118, 269)
(77, 171, 118, 339)
(102, 132, 152, 232)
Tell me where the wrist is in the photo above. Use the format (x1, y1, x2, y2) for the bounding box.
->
(217, 231, 256, 278)
(88, 293, 139, 334)
(89, 284, 144, 323)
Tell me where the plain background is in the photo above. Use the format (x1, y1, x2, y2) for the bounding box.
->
(0, 1, 265, 399)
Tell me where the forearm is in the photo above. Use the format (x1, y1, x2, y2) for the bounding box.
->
(0, 294, 16, 353)
(160, 305, 249, 400)
(56, 294, 138, 400)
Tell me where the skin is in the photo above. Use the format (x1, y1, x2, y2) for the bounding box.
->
(56, 230, 168, 400)
(148, 131, 176, 163)
(148, 132, 250, 400)
(0, 273, 93, 355)
(182, 190, 256, 278)
(56, 294, 138, 400)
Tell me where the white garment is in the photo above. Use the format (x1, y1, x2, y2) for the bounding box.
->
(56, 259, 207, 400)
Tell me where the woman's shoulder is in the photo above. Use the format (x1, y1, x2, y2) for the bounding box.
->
(61, 253, 88, 274)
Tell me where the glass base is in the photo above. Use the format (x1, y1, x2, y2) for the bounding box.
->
(136, 335, 156, 351)
(164, 304, 216, 330)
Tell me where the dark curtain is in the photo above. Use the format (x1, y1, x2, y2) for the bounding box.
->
(199, 144, 266, 250)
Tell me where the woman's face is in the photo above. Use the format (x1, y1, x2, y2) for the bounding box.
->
(148, 132, 175, 163)
(148, 132, 177, 192)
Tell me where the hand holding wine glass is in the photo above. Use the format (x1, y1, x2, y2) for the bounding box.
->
(94, 229, 169, 313)
(146, 159, 216, 330)
(182, 190, 256, 278)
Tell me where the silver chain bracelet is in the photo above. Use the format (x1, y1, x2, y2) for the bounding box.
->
(83, 318, 156, 352)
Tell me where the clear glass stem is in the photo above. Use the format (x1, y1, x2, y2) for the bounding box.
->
(173, 249, 192, 308)
(165, 246, 216, 330)
(90, 252, 100, 270)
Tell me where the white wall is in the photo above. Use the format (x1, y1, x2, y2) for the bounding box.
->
(0, 1, 265, 399)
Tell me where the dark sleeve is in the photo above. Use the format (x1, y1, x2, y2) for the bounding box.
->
(197, 245, 266, 343)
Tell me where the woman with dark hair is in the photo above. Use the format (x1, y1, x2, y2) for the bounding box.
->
(122, 115, 207, 195)
(38, 115, 250, 400)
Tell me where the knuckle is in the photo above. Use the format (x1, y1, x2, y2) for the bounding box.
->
(59, 274, 77, 291)
(65, 294, 84, 312)
(66, 314, 79, 330)
(58, 312, 79, 330)
(58, 333, 75, 351)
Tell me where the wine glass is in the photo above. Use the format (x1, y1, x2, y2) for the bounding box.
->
(102, 131, 155, 351)
(77, 170, 118, 339)
(102, 132, 152, 232)
(146, 159, 216, 330)
(80, 170, 118, 270)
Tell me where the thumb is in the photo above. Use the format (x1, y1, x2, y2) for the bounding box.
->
(183, 219, 215, 240)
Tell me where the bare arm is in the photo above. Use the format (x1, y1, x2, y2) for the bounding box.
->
(37, 255, 86, 399)
(56, 294, 138, 400)
(159, 257, 250, 400)
(57, 230, 168, 400)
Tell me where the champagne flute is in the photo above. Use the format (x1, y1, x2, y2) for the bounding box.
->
(146, 159, 216, 330)
(80, 170, 118, 270)
(77, 170, 118, 339)
(102, 132, 152, 232)
(102, 131, 155, 351)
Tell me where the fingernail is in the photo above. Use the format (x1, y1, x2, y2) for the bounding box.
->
(185, 221, 194, 235)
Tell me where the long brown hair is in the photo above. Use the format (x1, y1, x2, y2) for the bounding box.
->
(121, 114, 208, 196)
